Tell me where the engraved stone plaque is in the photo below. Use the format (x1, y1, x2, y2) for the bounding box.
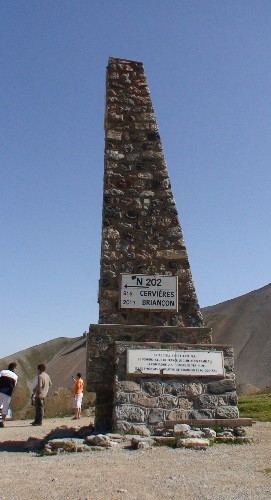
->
(127, 349, 225, 377)
(120, 274, 178, 311)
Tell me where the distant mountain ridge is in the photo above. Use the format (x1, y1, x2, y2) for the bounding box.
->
(202, 283, 271, 391)
(1, 284, 270, 412)
(0, 336, 87, 413)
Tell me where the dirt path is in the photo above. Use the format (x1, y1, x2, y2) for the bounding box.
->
(0, 418, 270, 499)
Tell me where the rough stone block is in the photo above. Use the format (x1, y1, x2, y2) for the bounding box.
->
(47, 438, 90, 453)
(130, 393, 158, 407)
(178, 398, 193, 409)
(177, 437, 210, 449)
(115, 404, 145, 423)
(116, 381, 141, 392)
(167, 409, 190, 421)
(142, 381, 163, 396)
(197, 395, 218, 409)
(106, 130, 122, 140)
(173, 424, 191, 437)
(153, 436, 176, 446)
(158, 395, 178, 409)
(114, 420, 131, 434)
(164, 381, 185, 396)
(187, 430, 204, 438)
(92, 434, 114, 447)
(125, 424, 151, 436)
(224, 357, 234, 371)
(137, 112, 155, 122)
(148, 409, 165, 424)
(103, 227, 120, 239)
(216, 406, 239, 419)
(114, 392, 130, 404)
(185, 383, 205, 397)
(218, 393, 238, 406)
(208, 379, 236, 394)
(190, 409, 215, 419)
(202, 428, 216, 439)
(107, 113, 124, 122)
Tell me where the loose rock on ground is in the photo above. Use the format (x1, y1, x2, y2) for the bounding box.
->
(0, 417, 270, 499)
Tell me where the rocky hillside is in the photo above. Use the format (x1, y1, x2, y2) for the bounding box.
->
(202, 283, 271, 392)
(0, 336, 88, 413)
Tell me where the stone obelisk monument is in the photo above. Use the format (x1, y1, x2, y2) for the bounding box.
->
(86, 58, 239, 434)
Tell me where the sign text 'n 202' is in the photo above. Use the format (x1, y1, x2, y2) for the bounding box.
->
(120, 274, 178, 311)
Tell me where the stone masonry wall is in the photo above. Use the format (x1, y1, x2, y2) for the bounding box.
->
(87, 324, 212, 392)
(87, 324, 212, 432)
(86, 58, 240, 433)
(99, 57, 202, 327)
(113, 342, 239, 435)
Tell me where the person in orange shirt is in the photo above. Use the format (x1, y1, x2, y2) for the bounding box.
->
(72, 373, 84, 420)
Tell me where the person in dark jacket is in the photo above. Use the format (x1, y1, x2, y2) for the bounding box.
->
(0, 362, 18, 427)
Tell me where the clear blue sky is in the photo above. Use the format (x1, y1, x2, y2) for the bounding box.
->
(1, 0, 271, 357)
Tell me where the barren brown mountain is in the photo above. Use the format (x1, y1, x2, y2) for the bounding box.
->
(1, 284, 270, 414)
(0, 336, 89, 415)
(202, 283, 271, 392)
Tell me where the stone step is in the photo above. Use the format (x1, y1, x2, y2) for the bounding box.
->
(165, 418, 252, 428)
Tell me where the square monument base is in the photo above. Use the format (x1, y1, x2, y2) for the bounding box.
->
(113, 341, 238, 435)
(86, 325, 238, 433)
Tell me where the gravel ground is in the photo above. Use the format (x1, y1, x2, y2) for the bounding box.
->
(0, 417, 270, 499)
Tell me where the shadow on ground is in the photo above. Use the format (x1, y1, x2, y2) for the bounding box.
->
(0, 440, 28, 452)
(0, 423, 94, 453)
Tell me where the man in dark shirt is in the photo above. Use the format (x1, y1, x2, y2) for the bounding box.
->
(0, 362, 18, 427)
